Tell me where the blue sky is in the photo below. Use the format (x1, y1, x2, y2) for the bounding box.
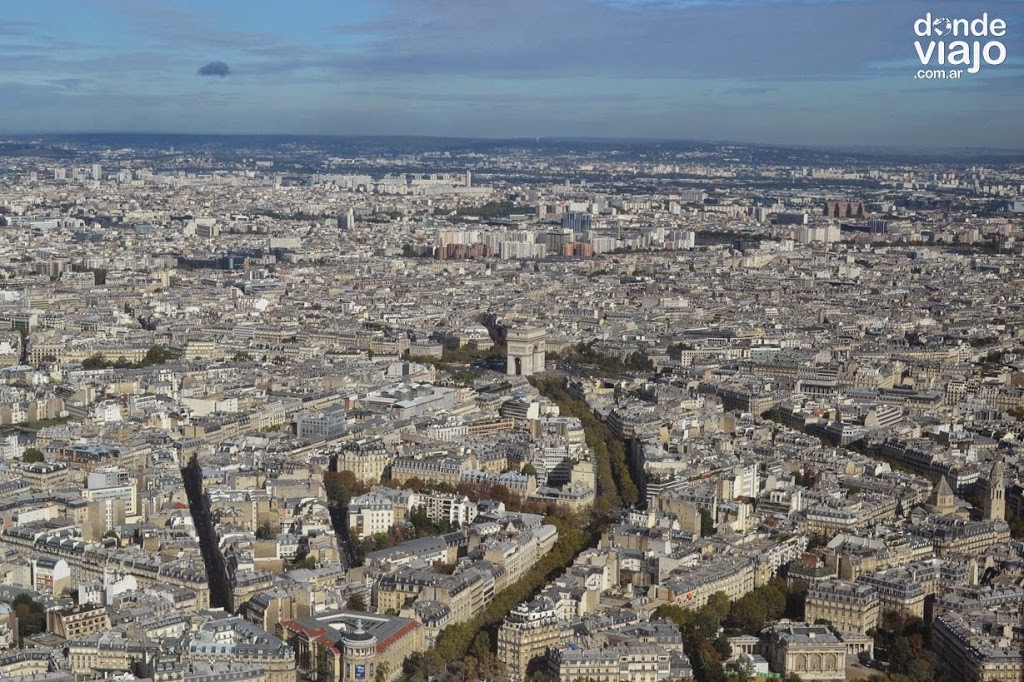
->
(1, 0, 1023, 148)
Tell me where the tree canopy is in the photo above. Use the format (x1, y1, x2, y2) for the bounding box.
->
(22, 448, 45, 463)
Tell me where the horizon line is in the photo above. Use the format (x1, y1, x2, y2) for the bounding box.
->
(2, 130, 1023, 157)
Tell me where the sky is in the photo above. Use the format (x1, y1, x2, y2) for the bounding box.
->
(1, 0, 1023, 149)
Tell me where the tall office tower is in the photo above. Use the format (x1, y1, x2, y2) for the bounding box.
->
(91, 164, 102, 181)
(561, 211, 592, 235)
(824, 199, 865, 218)
(338, 209, 355, 229)
(465, 169, 472, 188)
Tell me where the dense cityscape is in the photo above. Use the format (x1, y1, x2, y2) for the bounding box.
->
(0, 133, 1022, 682)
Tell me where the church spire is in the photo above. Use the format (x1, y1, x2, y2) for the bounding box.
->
(984, 459, 1005, 522)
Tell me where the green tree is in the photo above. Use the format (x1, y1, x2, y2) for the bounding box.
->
(82, 353, 109, 370)
(1007, 508, 1024, 538)
(693, 638, 728, 682)
(429, 512, 591, 672)
(323, 469, 367, 506)
(12, 594, 45, 641)
(529, 375, 642, 514)
(403, 651, 444, 681)
(733, 657, 756, 682)
(706, 591, 731, 623)
(435, 621, 475, 663)
(314, 646, 332, 681)
(141, 345, 175, 366)
(700, 508, 716, 537)
(713, 634, 732, 660)
(786, 579, 809, 620)
(729, 594, 767, 634)
(871, 610, 940, 682)
(471, 631, 491, 659)
(889, 631, 914, 673)
(654, 603, 696, 631)
(656, 600, 735, 682)
(724, 578, 793, 635)
(22, 448, 45, 463)
(609, 439, 639, 505)
(346, 593, 367, 611)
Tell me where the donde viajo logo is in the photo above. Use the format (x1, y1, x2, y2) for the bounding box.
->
(914, 12, 1007, 79)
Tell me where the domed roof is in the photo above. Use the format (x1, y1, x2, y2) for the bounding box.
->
(342, 620, 377, 645)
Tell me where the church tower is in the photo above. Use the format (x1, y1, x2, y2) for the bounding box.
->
(984, 459, 1006, 522)
(927, 476, 956, 516)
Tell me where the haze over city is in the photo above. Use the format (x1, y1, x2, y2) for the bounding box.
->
(3, 0, 1024, 149)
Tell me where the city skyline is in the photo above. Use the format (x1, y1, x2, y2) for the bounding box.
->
(3, 0, 1023, 150)
(1, 75, 1024, 682)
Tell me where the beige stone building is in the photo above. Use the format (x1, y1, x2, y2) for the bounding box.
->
(335, 444, 391, 485)
(279, 610, 425, 682)
(497, 597, 565, 681)
(805, 580, 879, 635)
(551, 643, 672, 682)
(653, 556, 756, 609)
(933, 611, 1023, 682)
(764, 623, 846, 681)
